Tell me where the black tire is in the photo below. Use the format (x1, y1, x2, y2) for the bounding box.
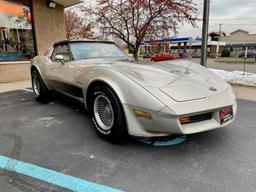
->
(31, 70, 51, 102)
(90, 85, 127, 143)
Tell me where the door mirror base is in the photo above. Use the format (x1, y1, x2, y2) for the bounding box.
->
(54, 55, 65, 64)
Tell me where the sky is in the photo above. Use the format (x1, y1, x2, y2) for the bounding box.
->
(178, 0, 256, 37)
(81, 0, 256, 38)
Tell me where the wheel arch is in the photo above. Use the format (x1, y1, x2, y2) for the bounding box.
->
(85, 79, 125, 112)
(30, 64, 51, 90)
(31, 65, 38, 74)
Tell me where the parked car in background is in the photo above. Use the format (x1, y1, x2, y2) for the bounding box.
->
(239, 51, 256, 58)
(151, 52, 178, 62)
(31, 40, 237, 143)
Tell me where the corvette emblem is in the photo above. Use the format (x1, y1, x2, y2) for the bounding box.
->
(209, 87, 217, 92)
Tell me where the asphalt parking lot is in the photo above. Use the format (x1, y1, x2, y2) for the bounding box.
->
(0, 89, 256, 192)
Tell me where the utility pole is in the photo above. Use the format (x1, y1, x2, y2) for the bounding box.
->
(216, 24, 222, 58)
(189, 37, 192, 60)
(200, 0, 210, 67)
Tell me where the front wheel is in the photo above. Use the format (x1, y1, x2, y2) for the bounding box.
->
(90, 86, 127, 143)
(31, 70, 51, 102)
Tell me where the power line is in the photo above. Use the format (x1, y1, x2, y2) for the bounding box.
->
(199, 18, 256, 21)
(209, 18, 256, 21)
(209, 23, 256, 27)
(219, 23, 256, 25)
(209, 24, 220, 27)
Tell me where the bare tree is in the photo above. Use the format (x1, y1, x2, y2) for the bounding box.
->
(64, 9, 93, 40)
(83, 0, 198, 60)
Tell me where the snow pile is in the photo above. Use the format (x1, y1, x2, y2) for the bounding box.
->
(210, 69, 256, 87)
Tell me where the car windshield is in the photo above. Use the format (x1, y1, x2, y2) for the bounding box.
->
(70, 42, 127, 60)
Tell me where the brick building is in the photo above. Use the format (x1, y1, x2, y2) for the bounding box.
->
(0, 0, 81, 83)
(220, 29, 256, 57)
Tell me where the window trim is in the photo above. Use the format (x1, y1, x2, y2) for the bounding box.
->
(68, 42, 128, 61)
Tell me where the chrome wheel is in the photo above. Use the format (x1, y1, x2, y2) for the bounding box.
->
(32, 75, 40, 97)
(93, 95, 114, 131)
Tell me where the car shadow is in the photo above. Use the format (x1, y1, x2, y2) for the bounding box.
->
(51, 91, 89, 116)
(32, 90, 234, 156)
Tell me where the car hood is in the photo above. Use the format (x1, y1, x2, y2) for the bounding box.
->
(111, 60, 229, 102)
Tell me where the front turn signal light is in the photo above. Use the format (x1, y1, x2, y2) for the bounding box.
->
(133, 109, 152, 119)
(179, 117, 191, 124)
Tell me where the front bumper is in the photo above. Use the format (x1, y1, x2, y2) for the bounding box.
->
(123, 87, 237, 137)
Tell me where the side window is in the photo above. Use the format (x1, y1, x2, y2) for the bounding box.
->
(52, 44, 70, 62)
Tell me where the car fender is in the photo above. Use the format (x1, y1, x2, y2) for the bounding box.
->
(31, 56, 52, 90)
(77, 67, 165, 112)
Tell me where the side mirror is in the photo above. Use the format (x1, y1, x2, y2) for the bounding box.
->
(54, 54, 64, 64)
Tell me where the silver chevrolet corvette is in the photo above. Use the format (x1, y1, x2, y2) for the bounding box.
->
(31, 40, 237, 142)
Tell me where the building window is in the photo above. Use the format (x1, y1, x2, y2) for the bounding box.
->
(0, 0, 34, 62)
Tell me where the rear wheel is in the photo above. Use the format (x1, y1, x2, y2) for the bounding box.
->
(31, 70, 51, 102)
(90, 85, 127, 143)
